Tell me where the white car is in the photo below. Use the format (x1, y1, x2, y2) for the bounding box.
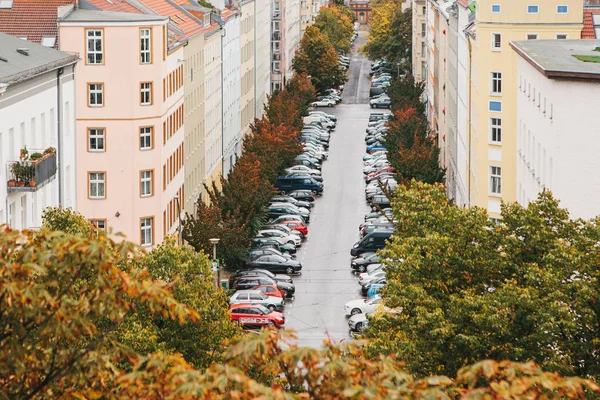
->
(348, 313, 369, 332)
(230, 290, 284, 311)
(363, 162, 390, 175)
(345, 295, 382, 316)
(311, 98, 336, 107)
(257, 229, 302, 247)
(358, 270, 386, 287)
(308, 110, 337, 121)
(285, 165, 321, 176)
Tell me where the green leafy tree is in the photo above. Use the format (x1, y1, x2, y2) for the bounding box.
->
(365, 182, 600, 379)
(387, 74, 426, 115)
(293, 26, 346, 92)
(41, 206, 94, 236)
(313, 6, 354, 54)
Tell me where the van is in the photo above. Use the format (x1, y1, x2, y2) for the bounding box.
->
(350, 230, 393, 256)
(276, 176, 324, 194)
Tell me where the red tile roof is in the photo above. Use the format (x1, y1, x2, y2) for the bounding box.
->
(582, 9, 598, 39)
(84, 0, 142, 14)
(136, 0, 204, 37)
(0, 0, 76, 47)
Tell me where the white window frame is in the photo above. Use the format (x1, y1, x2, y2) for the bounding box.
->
(491, 33, 501, 51)
(556, 34, 568, 39)
(490, 118, 502, 144)
(141, 82, 152, 105)
(140, 126, 152, 150)
(141, 170, 153, 197)
(140, 28, 151, 64)
(490, 71, 502, 95)
(421, 23, 426, 37)
(86, 30, 103, 64)
(556, 5, 568, 13)
(141, 217, 153, 247)
(421, 41, 426, 57)
(526, 33, 539, 40)
(273, 61, 280, 71)
(273, 21, 280, 32)
(527, 5, 539, 14)
(489, 166, 502, 196)
(91, 219, 106, 231)
(88, 83, 103, 107)
(88, 128, 105, 152)
(491, 4, 501, 13)
(89, 172, 106, 199)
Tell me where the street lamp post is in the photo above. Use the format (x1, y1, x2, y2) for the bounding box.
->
(209, 238, 220, 288)
(174, 195, 182, 245)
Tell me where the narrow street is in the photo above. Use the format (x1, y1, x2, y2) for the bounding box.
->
(283, 31, 372, 347)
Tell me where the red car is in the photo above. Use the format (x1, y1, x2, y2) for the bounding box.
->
(279, 220, 309, 236)
(254, 284, 286, 298)
(365, 167, 395, 180)
(229, 303, 285, 328)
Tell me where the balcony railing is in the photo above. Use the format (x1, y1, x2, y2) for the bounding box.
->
(6, 151, 57, 192)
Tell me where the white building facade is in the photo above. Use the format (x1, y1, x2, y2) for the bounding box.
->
(512, 39, 600, 220)
(255, 0, 271, 115)
(0, 33, 78, 229)
(284, 0, 301, 81)
(204, 27, 224, 184)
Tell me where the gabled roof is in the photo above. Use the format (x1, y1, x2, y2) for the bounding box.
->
(136, 0, 204, 37)
(80, 0, 143, 13)
(60, 8, 167, 22)
(0, 0, 76, 48)
(0, 31, 79, 84)
(582, 8, 600, 39)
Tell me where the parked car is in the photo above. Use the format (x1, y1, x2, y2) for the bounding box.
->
(245, 254, 303, 275)
(366, 143, 387, 153)
(364, 208, 393, 221)
(279, 220, 309, 236)
(351, 230, 394, 257)
(268, 196, 313, 210)
(361, 222, 395, 238)
(348, 313, 368, 332)
(269, 214, 307, 225)
(248, 247, 294, 260)
(370, 97, 392, 109)
(288, 190, 315, 202)
(351, 252, 381, 272)
(358, 270, 386, 287)
(365, 167, 395, 180)
(251, 237, 296, 254)
(345, 295, 382, 316)
(230, 289, 284, 311)
(286, 172, 324, 183)
(229, 304, 285, 328)
(231, 276, 295, 298)
(308, 110, 336, 121)
(311, 98, 336, 107)
(285, 165, 321, 176)
(368, 112, 392, 122)
(367, 282, 386, 298)
(294, 158, 322, 171)
(263, 223, 304, 239)
(276, 176, 323, 195)
(229, 269, 293, 286)
(266, 203, 310, 223)
(253, 284, 286, 298)
(256, 229, 301, 247)
(361, 277, 387, 296)
(370, 194, 391, 210)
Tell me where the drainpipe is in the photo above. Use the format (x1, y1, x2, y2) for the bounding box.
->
(57, 67, 64, 206)
(467, 36, 472, 206)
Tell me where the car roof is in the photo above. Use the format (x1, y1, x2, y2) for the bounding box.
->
(230, 303, 263, 310)
(233, 289, 262, 295)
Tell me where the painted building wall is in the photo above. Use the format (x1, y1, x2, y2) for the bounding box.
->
(240, 0, 256, 135)
(411, 0, 427, 81)
(255, 0, 271, 115)
(60, 20, 185, 247)
(469, 0, 583, 216)
(300, 0, 312, 32)
(0, 64, 77, 229)
(183, 32, 206, 213)
(515, 56, 600, 220)
(284, 0, 301, 81)
(222, 13, 242, 178)
(204, 29, 224, 187)
(271, 0, 285, 91)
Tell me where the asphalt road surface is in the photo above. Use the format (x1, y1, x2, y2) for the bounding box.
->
(283, 31, 372, 347)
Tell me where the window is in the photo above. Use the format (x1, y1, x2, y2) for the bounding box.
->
(273, 61, 280, 71)
(141, 217, 153, 246)
(492, 33, 501, 50)
(422, 6, 426, 14)
(527, 33, 538, 40)
(490, 72, 502, 94)
(421, 23, 426, 37)
(527, 5, 539, 13)
(88, 83, 103, 107)
(490, 166, 502, 195)
(140, 82, 152, 105)
(140, 170, 153, 197)
(421, 41, 426, 57)
(273, 21, 280, 31)
(421, 61, 426, 79)
(274, 41, 280, 51)
(557, 5, 568, 13)
(89, 172, 106, 199)
(90, 219, 106, 231)
(88, 128, 105, 152)
(140, 126, 153, 150)
(274, 1, 280, 11)
(491, 4, 500, 12)
(140, 28, 151, 64)
(86, 29, 103, 64)
(556, 34, 567, 39)
(489, 101, 502, 112)
(41, 36, 56, 47)
(490, 118, 502, 143)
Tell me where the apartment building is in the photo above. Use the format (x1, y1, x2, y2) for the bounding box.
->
(204, 21, 223, 187)
(411, 0, 427, 81)
(240, 0, 256, 135)
(0, 33, 78, 229)
(271, 0, 285, 91)
(301, 0, 312, 32)
(255, 0, 272, 114)
(511, 39, 600, 220)
(221, 9, 242, 177)
(285, 0, 301, 81)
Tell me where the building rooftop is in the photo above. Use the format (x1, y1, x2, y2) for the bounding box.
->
(510, 39, 600, 80)
(0, 32, 79, 84)
(60, 8, 167, 23)
(80, 0, 142, 13)
(582, 8, 600, 39)
(0, 0, 76, 48)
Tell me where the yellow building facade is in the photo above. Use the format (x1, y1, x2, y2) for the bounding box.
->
(469, 0, 582, 216)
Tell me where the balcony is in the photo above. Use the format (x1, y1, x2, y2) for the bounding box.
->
(6, 148, 57, 192)
(273, 52, 281, 60)
(272, 31, 281, 40)
(272, 11, 281, 19)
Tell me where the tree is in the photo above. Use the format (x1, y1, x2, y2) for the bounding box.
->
(387, 74, 426, 115)
(266, 74, 316, 129)
(293, 26, 346, 92)
(364, 182, 600, 379)
(313, 6, 354, 54)
(41, 206, 94, 236)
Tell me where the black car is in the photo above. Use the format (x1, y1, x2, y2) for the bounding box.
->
(229, 268, 293, 286)
(288, 190, 315, 202)
(245, 254, 303, 275)
(370, 194, 391, 210)
(251, 237, 296, 254)
(269, 196, 313, 209)
(361, 277, 387, 296)
(232, 276, 295, 298)
(248, 247, 295, 260)
(351, 252, 381, 272)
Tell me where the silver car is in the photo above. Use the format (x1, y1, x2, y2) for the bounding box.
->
(229, 290, 284, 311)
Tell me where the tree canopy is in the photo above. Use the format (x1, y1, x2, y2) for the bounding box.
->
(364, 182, 600, 380)
(292, 26, 346, 92)
(313, 5, 354, 54)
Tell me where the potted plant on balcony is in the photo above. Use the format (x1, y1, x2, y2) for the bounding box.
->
(20, 146, 29, 160)
(43, 147, 56, 156)
(30, 152, 43, 163)
(10, 162, 27, 187)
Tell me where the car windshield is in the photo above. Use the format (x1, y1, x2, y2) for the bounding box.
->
(256, 305, 272, 314)
(366, 296, 381, 305)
